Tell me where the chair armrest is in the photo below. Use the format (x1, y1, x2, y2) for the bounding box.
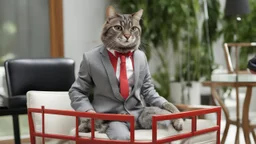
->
(175, 104, 216, 111)
(0, 94, 4, 99)
(0, 94, 7, 107)
(175, 104, 217, 119)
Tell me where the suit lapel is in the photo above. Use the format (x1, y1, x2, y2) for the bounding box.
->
(130, 50, 140, 96)
(100, 48, 124, 102)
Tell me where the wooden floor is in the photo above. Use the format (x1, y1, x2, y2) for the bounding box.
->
(0, 138, 30, 144)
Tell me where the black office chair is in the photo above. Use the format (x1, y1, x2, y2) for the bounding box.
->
(0, 58, 75, 144)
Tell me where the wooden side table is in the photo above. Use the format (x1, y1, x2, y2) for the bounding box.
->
(203, 81, 256, 144)
(210, 42, 256, 143)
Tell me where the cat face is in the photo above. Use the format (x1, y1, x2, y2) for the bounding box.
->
(101, 6, 143, 53)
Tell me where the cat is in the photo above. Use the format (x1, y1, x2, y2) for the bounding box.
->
(78, 106, 183, 133)
(78, 5, 184, 135)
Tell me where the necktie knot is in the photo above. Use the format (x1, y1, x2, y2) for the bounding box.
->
(115, 51, 132, 57)
(115, 51, 133, 62)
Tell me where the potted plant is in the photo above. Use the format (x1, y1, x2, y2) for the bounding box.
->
(171, 0, 220, 105)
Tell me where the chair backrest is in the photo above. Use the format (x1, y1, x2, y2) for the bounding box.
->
(4, 58, 75, 97)
(27, 91, 75, 144)
(223, 42, 256, 74)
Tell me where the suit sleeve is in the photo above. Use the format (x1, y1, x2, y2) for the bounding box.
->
(69, 53, 94, 112)
(140, 53, 168, 107)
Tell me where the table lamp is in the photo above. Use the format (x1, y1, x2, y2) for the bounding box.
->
(225, 0, 250, 16)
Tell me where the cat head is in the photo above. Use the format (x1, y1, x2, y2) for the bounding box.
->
(101, 6, 143, 53)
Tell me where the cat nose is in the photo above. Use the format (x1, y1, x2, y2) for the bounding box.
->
(124, 34, 131, 39)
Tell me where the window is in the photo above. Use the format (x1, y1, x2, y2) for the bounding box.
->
(0, 0, 63, 66)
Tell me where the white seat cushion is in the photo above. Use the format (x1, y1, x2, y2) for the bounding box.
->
(69, 119, 217, 144)
(211, 73, 256, 82)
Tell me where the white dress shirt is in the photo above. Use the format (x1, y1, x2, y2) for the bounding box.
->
(107, 49, 134, 94)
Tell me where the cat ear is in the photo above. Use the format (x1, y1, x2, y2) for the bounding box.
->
(132, 9, 143, 20)
(106, 6, 117, 19)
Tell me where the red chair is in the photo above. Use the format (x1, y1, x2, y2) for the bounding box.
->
(26, 91, 221, 144)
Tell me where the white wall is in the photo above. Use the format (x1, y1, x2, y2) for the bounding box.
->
(212, 0, 226, 67)
(63, 0, 110, 74)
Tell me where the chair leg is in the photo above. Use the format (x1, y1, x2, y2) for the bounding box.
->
(12, 115, 21, 144)
(235, 123, 240, 144)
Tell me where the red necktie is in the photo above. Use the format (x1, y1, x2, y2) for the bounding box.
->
(115, 51, 132, 99)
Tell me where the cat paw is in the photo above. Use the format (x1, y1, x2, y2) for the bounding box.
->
(98, 124, 109, 133)
(78, 123, 91, 133)
(119, 112, 129, 115)
(172, 118, 184, 131)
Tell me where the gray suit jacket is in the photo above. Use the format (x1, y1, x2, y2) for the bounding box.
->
(69, 45, 167, 120)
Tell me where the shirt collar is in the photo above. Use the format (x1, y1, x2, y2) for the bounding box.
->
(107, 48, 134, 57)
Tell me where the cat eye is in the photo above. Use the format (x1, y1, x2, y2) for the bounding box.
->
(131, 27, 138, 31)
(114, 25, 122, 31)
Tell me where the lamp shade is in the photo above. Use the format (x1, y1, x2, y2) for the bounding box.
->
(225, 0, 250, 16)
